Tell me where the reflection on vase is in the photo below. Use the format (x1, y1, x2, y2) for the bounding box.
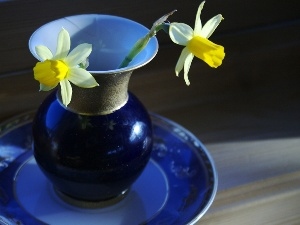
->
(33, 90, 153, 201)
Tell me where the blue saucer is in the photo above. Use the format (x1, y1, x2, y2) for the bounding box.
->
(0, 112, 217, 225)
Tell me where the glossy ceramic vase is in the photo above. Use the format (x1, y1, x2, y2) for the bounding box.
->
(29, 14, 158, 204)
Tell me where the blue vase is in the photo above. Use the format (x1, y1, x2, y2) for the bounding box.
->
(29, 14, 158, 204)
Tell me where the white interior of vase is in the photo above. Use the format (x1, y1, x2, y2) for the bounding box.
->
(29, 14, 158, 73)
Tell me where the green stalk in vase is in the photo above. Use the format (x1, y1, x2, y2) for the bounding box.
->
(118, 10, 177, 69)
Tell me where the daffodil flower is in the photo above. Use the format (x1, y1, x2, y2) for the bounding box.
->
(33, 28, 99, 106)
(169, 1, 225, 85)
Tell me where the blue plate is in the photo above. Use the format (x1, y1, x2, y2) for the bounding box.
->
(0, 112, 217, 225)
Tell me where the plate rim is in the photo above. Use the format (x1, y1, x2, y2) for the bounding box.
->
(0, 111, 218, 225)
(151, 113, 218, 224)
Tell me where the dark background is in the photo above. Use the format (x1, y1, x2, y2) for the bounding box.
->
(0, 0, 299, 142)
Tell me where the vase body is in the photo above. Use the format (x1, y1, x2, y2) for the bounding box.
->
(29, 14, 158, 202)
(33, 90, 153, 201)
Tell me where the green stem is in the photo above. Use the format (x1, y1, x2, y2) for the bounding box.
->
(118, 34, 150, 69)
(118, 10, 175, 69)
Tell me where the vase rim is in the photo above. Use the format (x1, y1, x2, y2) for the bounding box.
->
(29, 14, 159, 74)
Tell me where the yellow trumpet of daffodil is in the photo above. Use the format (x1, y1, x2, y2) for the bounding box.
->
(33, 28, 99, 106)
(169, 1, 225, 85)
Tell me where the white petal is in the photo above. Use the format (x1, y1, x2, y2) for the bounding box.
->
(169, 23, 193, 46)
(35, 45, 53, 61)
(175, 47, 191, 77)
(183, 53, 194, 86)
(59, 79, 72, 106)
(194, 1, 205, 35)
(68, 68, 99, 88)
(39, 83, 57, 91)
(53, 28, 70, 59)
(200, 14, 223, 38)
(65, 43, 92, 67)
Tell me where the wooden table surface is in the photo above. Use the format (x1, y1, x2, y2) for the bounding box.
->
(1, 0, 300, 224)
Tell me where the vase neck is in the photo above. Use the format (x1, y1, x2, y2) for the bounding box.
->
(61, 71, 132, 115)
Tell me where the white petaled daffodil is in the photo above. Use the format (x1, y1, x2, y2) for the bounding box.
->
(33, 28, 99, 106)
(169, 1, 225, 85)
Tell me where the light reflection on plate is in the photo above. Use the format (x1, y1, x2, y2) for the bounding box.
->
(15, 157, 168, 225)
